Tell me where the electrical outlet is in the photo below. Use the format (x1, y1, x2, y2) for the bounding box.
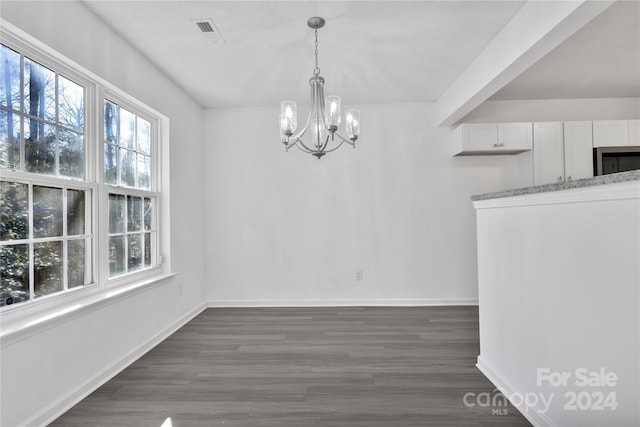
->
(355, 270, 363, 281)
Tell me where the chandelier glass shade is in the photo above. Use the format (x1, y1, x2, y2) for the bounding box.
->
(279, 17, 360, 159)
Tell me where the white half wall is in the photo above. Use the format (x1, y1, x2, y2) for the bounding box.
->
(473, 182, 640, 426)
(204, 103, 533, 306)
(0, 2, 207, 426)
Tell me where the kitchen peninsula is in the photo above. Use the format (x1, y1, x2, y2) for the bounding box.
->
(472, 171, 640, 427)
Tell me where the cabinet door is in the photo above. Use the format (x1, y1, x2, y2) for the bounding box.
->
(564, 121, 594, 181)
(533, 122, 564, 186)
(593, 120, 629, 147)
(629, 120, 640, 146)
(462, 123, 499, 151)
(499, 122, 532, 150)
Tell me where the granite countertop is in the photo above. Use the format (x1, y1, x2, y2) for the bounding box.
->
(471, 170, 640, 201)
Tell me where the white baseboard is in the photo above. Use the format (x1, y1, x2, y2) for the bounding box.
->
(207, 297, 478, 307)
(27, 302, 207, 427)
(476, 356, 555, 427)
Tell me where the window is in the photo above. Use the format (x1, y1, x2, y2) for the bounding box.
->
(0, 44, 85, 177)
(104, 100, 151, 189)
(103, 100, 158, 278)
(0, 29, 166, 311)
(1, 182, 92, 305)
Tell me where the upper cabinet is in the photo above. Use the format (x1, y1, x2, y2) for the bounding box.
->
(629, 120, 639, 146)
(452, 119, 638, 157)
(451, 122, 532, 156)
(593, 120, 630, 147)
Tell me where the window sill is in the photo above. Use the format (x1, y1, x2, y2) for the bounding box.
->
(0, 272, 176, 347)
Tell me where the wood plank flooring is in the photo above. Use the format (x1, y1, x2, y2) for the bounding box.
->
(50, 306, 531, 426)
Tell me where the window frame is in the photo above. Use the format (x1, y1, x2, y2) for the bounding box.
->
(0, 20, 171, 322)
(98, 89, 163, 288)
(0, 177, 96, 305)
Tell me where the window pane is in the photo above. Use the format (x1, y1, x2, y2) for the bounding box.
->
(143, 197, 152, 231)
(0, 109, 21, 170)
(0, 244, 29, 306)
(104, 100, 119, 144)
(128, 234, 142, 272)
(104, 143, 118, 185)
(119, 108, 135, 149)
(67, 189, 85, 235)
(137, 117, 150, 154)
(24, 58, 55, 122)
(58, 75, 84, 131)
(108, 194, 125, 233)
(34, 240, 63, 298)
(0, 181, 29, 240)
(67, 239, 86, 288)
(137, 153, 150, 190)
(109, 236, 124, 276)
(144, 232, 151, 267)
(59, 129, 84, 178)
(33, 185, 63, 238)
(0, 45, 20, 109)
(127, 195, 141, 232)
(120, 149, 135, 187)
(25, 118, 56, 175)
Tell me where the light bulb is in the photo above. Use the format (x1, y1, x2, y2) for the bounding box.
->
(280, 101, 297, 135)
(346, 109, 360, 140)
(325, 96, 341, 128)
(310, 117, 327, 148)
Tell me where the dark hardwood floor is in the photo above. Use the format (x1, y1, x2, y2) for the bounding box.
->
(50, 306, 531, 426)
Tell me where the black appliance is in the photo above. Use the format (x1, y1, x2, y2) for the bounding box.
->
(593, 146, 640, 176)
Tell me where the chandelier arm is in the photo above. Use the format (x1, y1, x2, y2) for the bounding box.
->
(309, 80, 326, 149)
(294, 143, 315, 154)
(318, 133, 332, 152)
(334, 131, 356, 147)
(318, 97, 330, 129)
(284, 141, 297, 152)
(291, 132, 321, 155)
(320, 139, 346, 154)
(286, 117, 310, 144)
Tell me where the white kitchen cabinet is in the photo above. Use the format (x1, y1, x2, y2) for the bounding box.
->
(451, 122, 532, 156)
(629, 120, 639, 146)
(533, 121, 594, 186)
(593, 120, 629, 147)
(563, 121, 594, 181)
(533, 122, 564, 186)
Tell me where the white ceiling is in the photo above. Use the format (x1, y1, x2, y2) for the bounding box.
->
(80, 1, 640, 109)
(491, 0, 640, 100)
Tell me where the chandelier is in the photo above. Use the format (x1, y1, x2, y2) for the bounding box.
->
(279, 17, 360, 159)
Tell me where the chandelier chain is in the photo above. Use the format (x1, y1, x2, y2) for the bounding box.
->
(313, 28, 320, 76)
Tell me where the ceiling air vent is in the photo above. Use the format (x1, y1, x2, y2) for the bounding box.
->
(192, 18, 225, 43)
(196, 21, 214, 33)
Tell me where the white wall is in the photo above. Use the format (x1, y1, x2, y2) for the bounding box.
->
(474, 182, 640, 426)
(204, 103, 533, 306)
(461, 98, 640, 123)
(0, 2, 207, 426)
